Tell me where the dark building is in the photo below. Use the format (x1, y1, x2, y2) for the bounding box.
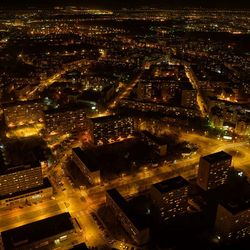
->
(1, 213, 75, 250)
(140, 131, 167, 156)
(70, 243, 89, 249)
(72, 147, 101, 185)
(106, 188, 150, 245)
(197, 151, 232, 191)
(72, 138, 153, 184)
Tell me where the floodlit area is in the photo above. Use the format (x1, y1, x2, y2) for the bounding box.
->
(0, 6, 249, 250)
(6, 124, 44, 138)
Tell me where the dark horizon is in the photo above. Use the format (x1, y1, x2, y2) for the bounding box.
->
(0, 0, 250, 9)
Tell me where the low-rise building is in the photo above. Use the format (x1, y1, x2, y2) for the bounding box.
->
(1, 212, 75, 250)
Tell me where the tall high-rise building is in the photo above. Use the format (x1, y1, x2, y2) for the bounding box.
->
(214, 198, 250, 241)
(181, 83, 197, 109)
(150, 176, 189, 221)
(197, 151, 232, 191)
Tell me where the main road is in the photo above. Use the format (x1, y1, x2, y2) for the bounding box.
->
(21, 58, 93, 100)
(5, 50, 249, 249)
(1, 130, 249, 248)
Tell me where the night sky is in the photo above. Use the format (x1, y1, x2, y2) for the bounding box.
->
(0, 0, 250, 9)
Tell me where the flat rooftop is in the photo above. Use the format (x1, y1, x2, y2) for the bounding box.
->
(153, 176, 189, 194)
(0, 159, 40, 176)
(141, 130, 168, 146)
(221, 196, 250, 215)
(181, 82, 194, 90)
(72, 138, 155, 174)
(1, 212, 74, 249)
(220, 180, 250, 214)
(202, 151, 232, 164)
(71, 243, 89, 249)
(72, 147, 99, 172)
(91, 114, 129, 124)
(45, 103, 89, 115)
(107, 188, 148, 231)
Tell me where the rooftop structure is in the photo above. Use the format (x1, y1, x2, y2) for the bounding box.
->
(1, 212, 75, 250)
(152, 176, 189, 194)
(202, 151, 232, 164)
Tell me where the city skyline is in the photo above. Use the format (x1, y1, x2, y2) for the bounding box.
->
(0, 5, 249, 250)
(1, 0, 250, 9)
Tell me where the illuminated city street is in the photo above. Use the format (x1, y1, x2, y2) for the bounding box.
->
(0, 4, 249, 250)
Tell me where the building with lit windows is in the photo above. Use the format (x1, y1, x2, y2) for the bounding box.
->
(92, 115, 135, 145)
(2, 100, 45, 128)
(197, 151, 232, 191)
(150, 176, 189, 221)
(0, 160, 52, 208)
(235, 119, 250, 136)
(0, 178, 52, 208)
(44, 105, 93, 141)
(106, 188, 150, 245)
(209, 105, 250, 136)
(2, 100, 45, 138)
(214, 198, 250, 241)
(0, 146, 52, 208)
(1, 213, 75, 250)
(119, 98, 200, 118)
(136, 81, 153, 100)
(0, 162, 43, 196)
(181, 82, 197, 109)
